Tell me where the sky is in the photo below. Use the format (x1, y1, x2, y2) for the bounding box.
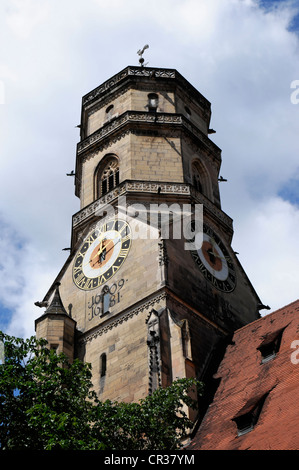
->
(0, 0, 298, 339)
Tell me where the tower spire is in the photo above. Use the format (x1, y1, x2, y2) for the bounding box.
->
(44, 282, 68, 315)
(35, 281, 76, 362)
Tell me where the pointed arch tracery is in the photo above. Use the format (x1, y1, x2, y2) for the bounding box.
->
(191, 159, 213, 201)
(95, 154, 120, 199)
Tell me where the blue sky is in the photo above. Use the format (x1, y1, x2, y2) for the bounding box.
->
(0, 0, 299, 338)
(260, 0, 299, 207)
(261, 1, 299, 207)
(261, 0, 299, 31)
(279, 178, 299, 205)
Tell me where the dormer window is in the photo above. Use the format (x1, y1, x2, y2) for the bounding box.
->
(148, 93, 159, 112)
(257, 328, 285, 364)
(232, 393, 269, 436)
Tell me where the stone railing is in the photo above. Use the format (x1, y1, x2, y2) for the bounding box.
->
(72, 180, 232, 229)
(82, 66, 177, 107)
(77, 111, 220, 158)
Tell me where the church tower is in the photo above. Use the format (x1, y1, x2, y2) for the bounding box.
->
(35, 65, 262, 407)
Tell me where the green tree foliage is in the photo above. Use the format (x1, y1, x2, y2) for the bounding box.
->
(0, 332, 203, 450)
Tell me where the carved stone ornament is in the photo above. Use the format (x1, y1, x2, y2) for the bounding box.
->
(72, 179, 233, 234)
(77, 111, 220, 160)
(146, 309, 162, 394)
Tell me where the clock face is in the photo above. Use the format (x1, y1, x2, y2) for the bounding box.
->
(190, 223, 236, 292)
(73, 218, 132, 290)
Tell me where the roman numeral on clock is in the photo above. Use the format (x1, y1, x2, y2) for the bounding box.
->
(119, 248, 128, 257)
(72, 220, 132, 290)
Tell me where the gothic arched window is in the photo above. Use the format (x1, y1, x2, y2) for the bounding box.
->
(192, 162, 203, 193)
(97, 156, 119, 197)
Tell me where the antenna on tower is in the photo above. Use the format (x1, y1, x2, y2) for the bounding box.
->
(137, 44, 149, 67)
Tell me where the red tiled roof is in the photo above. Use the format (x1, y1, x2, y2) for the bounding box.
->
(189, 299, 299, 450)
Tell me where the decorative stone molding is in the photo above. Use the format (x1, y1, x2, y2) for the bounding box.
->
(126, 181, 190, 194)
(77, 111, 220, 160)
(158, 238, 169, 267)
(78, 287, 232, 348)
(82, 66, 209, 111)
(72, 180, 232, 231)
(158, 237, 169, 287)
(146, 309, 162, 394)
(82, 67, 175, 107)
(72, 180, 191, 227)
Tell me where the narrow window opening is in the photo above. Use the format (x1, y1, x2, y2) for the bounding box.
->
(106, 104, 114, 120)
(115, 169, 119, 186)
(100, 353, 107, 377)
(193, 171, 202, 193)
(102, 291, 110, 315)
(102, 178, 107, 195)
(185, 105, 191, 118)
(108, 172, 114, 191)
(148, 93, 159, 112)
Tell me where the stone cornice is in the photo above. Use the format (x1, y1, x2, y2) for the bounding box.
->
(75, 110, 221, 198)
(78, 286, 229, 345)
(77, 111, 220, 159)
(82, 66, 210, 111)
(72, 179, 233, 232)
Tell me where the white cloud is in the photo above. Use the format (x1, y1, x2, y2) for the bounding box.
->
(0, 0, 298, 337)
(0, 220, 57, 337)
(5, 0, 49, 39)
(233, 196, 299, 312)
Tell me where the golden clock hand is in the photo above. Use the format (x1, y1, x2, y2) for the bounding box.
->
(84, 236, 121, 268)
(206, 237, 216, 256)
(211, 251, 225, 261)
(87, 234, 105, 260)
(82, 237, 106, 268)
(207, 249, 226, 263)
(97, 237, 122, 261)
(209, 237, 217, 252)
(207, 237, 226, 260)
(101, 236, 123, 258)
(97, 239, 112, 258)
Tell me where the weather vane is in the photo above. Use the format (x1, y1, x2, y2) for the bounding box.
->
(137, 44, 149, 67)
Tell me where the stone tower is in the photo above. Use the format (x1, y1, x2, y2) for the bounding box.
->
(35, 65, 262, 407)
